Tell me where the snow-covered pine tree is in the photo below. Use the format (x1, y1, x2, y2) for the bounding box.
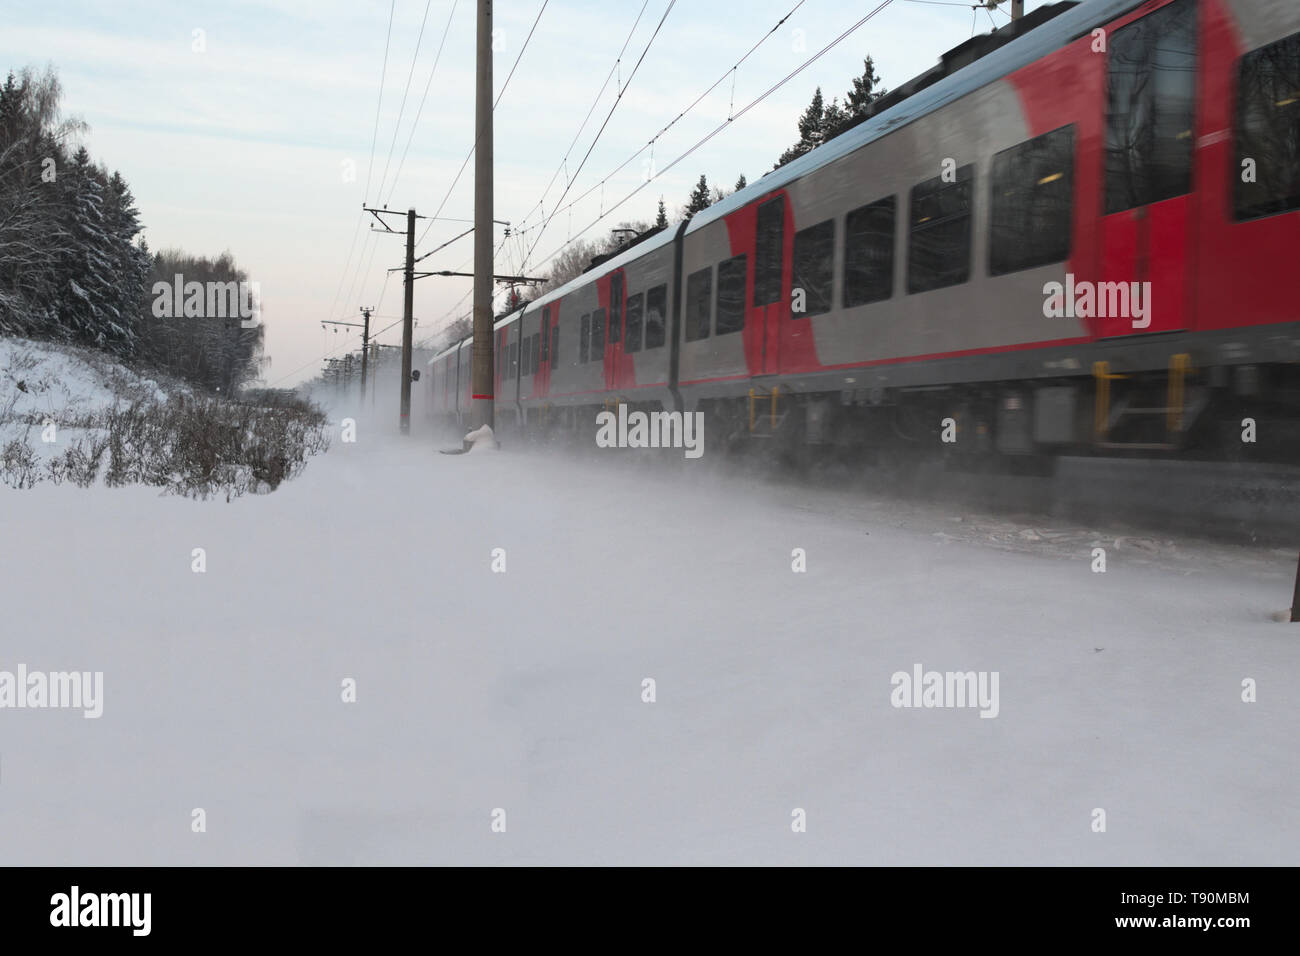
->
(55, 146, 119, 347)
(683, 174, 712, 219)
(102, 170, 150, 353)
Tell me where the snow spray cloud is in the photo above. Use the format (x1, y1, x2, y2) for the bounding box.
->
(594, 407, 705, 459)
(0, 664, 103, 718)
(890, 664, 999, 718)
(151, 274, 262, 328)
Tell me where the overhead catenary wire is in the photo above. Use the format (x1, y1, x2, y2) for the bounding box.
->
(505, 0, 653, 241)
(383, 0, 460, 209)
(324, 2, 396, 325)
(527, 1, 895, 277)
(363, 1, 396, 204)
(517, 0, 677, 271)
(508, 0, 806, 252)
(374, 0, 434, 204)
(412, 0, 551, 250)
(379, 0, 460, 208)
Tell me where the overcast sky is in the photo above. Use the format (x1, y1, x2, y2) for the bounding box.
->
(1, 0, 1050, 386)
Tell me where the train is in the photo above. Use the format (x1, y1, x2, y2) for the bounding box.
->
(429, 0, 1300, 464)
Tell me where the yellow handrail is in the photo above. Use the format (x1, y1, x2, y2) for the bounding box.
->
(1092, 361, 1128, 441)
(1167, 353, 1191, 433)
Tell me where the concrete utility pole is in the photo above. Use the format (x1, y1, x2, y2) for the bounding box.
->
(358, 306, 371, 399)
(363, 205, 426, 434)
(320, 314, 371, 401)
(401, 208, 416, 434)
(470, 0, 495, 431)
(1011, 0, 1023, 20)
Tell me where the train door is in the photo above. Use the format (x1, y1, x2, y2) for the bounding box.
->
(753, 195, 784, 373)
(604, 271, 630, 390)
(537, 304, 551, 397)
(1096, 0, 1197, 337)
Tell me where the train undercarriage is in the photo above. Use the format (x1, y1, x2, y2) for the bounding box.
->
(490, 358, 1300, 470)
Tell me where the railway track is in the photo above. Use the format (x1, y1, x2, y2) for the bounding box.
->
(810, 453, 1300, 547)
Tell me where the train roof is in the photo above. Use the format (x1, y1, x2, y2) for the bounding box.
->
(689, 0, 1138, 234)
(431, 0, 1139, 357)
(525, 223, 681, 312)
(431, 305, 526, 361)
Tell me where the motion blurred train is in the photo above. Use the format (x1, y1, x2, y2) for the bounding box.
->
(429, 0, 1300, 462)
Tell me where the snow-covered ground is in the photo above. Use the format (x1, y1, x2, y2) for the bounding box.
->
(0, 336, 176, 425)
(0, 336, 186, 480)
(1, 412, 1297, 865)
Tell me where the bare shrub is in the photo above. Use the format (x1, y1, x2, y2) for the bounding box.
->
(0, 436, 40, 489)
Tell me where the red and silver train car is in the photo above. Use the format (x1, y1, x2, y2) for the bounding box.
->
(431, 0, 1300, 460)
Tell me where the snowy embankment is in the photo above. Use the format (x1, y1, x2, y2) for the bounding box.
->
(1, 423, 1296, 865)
(0, 336, 176, 463)
(0, 335, 326, 494)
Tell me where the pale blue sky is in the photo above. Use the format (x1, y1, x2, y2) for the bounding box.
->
(1, 0, 1050, 384)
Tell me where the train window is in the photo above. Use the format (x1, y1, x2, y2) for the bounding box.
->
(551, 324, 560, 367)
(1104, 0, 1196, 214)
(792, 219, 833, 318)
(715, 255, 747, 335)
(685, 267, 713, 341)
(590, 307, 605, 361)
(609, 274, 623, 345)
(625, 292, 645, 353)
(990, 125, 1074, 275)
(645, 284, 667, 349)
(540, 307, 550, 363)
(908, 164, 973, 293)
(754, 196, 784, 306)
(580, 313, 590, 363)
(509, 340, 518, 377)
(1235, 31, 1300, 220)
(844, 196, 895, 307)
(531, 334, 541, 374)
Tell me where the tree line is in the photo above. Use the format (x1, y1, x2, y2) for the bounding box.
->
(0, 66, 263, 392)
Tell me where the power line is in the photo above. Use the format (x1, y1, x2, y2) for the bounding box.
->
(528, 0, 895, 276)
(519, 0, 677, 270)
(364, 1, 396, 203)
(376, 0, 435, 203)
(325, 2, 396, 324)
(384, 0, 461, 208)
(324, 211, 365, 324)
(413, 0, 551, 250)
(506, 0, 652, 240)
(495, 0, 549, 112)
(509, 0, 806, 249)
(423, 230, 512, 342)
